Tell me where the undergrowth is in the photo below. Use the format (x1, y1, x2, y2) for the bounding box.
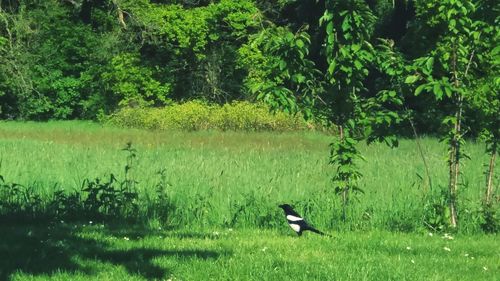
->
(105, 100, 330, 132)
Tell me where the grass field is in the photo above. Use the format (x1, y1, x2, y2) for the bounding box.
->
(0, 121, 497, 231)
(0, 121, 499, 280)
(2, 224, 499, 281)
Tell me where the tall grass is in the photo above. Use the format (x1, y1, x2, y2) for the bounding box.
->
(0, 121, 497, 233)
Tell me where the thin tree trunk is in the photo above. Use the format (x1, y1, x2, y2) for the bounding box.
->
(485, 143, 497, 205)
(342, 187, 348, 222)
(338, 124, 348, 222)
(448, 99, 461, 228)
(448, 43, 462, 228)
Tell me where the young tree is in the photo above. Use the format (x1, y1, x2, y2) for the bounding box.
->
(406, 0, 497, 228)
(321, 0, 402, 222)
(472, 44, 499, 208)
(252, 1, 404, 223)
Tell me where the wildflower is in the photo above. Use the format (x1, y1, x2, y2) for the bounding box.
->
(428, 232, 433, 237)
(483, 266, 488, 271)
(442, 233, 454, 240)
(443, 247, 451, 252)
(124, 237, 130, 241)
(89, 221, 93, 224)
(411, 259, 415, 264)
(406, 246, 411, 250)
(464, 253, 469, 257)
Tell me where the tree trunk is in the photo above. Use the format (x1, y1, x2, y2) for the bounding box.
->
(338, 124, 349, 222)
(341, 187, 349, 222)
(448, 43, 463, 229)
(485, 143, 497, 205)
(447, 97, 463, 228)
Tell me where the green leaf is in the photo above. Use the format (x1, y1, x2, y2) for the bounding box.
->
(296, 39, 304, 48)
(292, 74, 306, 84)
(405, 75, 419, 84)
(328, 61, 337, 75)
(279, 60, 287, 71)
(414, 84, 426, 96)
(354, 60, 363, 70)
(326, 22, 334, 35)
(433, 83, 443, 99)
(351, 44, 361, 52)
(426, 57, 434, 71)
(443, 86, 452, 98)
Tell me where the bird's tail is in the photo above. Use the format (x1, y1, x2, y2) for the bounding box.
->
(307, 227, 331, 237)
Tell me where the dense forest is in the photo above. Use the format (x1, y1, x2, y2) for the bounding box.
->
(0, 0, 496, 129)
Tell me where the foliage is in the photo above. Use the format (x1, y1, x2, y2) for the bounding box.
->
(0, 142, 149, 223)
(102, 53, 171, 107)
(106, 100, 318, 131)
(239, 26, 323, 117)
(320, 0, 403, 222)
(405, 0, 499, 228)
(133, 0, 259, 101)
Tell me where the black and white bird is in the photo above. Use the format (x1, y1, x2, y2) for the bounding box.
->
(278, 204, 329, 236)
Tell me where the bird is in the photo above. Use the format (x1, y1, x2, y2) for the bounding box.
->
(278, 204, 329, 237)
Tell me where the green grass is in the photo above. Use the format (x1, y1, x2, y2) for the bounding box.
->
(0, 121, 498, 232)
(2, 224, 499, 280)
(0, 121, 499, 280)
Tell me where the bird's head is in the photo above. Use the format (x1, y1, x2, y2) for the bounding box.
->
(278, 204, 292, 210)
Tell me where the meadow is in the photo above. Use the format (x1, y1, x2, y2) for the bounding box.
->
(0, 121, 496, 231)
(0, 121, 499, 280)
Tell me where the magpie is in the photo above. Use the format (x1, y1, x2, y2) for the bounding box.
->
(278, 204, 329, 236)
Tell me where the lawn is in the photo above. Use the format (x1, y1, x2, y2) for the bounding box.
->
(2, 224, 499, 281)
(0, 121, 499, 280)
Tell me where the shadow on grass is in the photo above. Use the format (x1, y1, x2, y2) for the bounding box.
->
(97, 225, 228, 241)
(0, 223, 226, 281)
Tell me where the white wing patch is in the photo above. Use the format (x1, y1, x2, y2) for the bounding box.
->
(286, 215, 303, 222)
(289, 223, 301, 232)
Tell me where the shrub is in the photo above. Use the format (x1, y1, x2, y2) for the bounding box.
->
(106, 100, 323, 132)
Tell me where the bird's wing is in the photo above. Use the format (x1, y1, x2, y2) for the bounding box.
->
(286, 214, 303, 222)
(287, 208, 302, 217)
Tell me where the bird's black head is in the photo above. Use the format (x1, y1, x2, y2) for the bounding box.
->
(278, 204, 292, 210)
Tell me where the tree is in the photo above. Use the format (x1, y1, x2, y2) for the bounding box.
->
(320, 0, 402, 222)
(406, 0, 497, 228)
(238, 26, 323, 117)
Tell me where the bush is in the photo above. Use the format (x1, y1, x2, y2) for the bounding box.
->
(106, 100, 324, 132)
